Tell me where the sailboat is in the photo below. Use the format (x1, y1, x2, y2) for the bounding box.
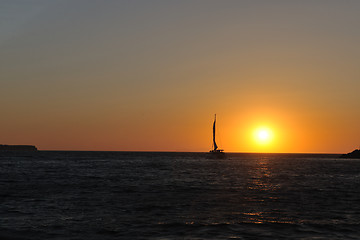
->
(210, 114, 224, 154)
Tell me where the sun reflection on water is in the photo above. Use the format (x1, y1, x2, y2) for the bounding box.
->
(248, 156, 277, 191)
(242, 155, 284, 224)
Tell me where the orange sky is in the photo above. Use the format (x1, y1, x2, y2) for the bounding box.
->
(1, 1, 360, 153)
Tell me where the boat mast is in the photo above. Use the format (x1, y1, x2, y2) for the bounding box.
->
(213, 114, 218, 151)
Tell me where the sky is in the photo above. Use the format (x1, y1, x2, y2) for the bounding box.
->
(1, 0, 360, 153)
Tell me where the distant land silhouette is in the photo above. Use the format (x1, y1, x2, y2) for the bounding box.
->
(340, 149, 360, 158)
(0, 144, 38, 151)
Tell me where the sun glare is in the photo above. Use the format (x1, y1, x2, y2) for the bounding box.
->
(254, 127, 273, 145)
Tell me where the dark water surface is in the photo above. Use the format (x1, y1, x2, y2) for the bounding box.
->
(0, 151, 359, 239)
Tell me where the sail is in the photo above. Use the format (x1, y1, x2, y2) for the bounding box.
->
(213, 115, 218, 151)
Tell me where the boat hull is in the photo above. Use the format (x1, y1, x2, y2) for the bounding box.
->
(209, 149, 224, 153)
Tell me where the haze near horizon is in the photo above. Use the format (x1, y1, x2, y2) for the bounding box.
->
(1, 0, 360, 153)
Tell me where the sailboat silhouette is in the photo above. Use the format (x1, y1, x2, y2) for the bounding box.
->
(210, 114, 224, 154)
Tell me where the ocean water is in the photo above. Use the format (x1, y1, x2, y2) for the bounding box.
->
(0, 151, 359, 240)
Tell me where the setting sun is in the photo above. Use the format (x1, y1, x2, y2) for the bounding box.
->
(254, 127, 273, 145)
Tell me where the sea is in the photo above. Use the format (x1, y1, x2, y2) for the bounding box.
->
(0, 151, 359, 240)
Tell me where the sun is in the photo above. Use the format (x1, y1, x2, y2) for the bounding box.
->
(254, 127, 273, 145)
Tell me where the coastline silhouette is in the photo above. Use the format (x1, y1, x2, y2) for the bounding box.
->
(0, 145, 37, 151)
(340, 148, 360, 158)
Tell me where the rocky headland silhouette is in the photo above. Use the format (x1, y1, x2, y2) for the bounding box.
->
(0, 144, 38, 151)
(340, 149, 360, 158)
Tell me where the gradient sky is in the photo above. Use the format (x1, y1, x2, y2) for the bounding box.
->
(1, 0, 360, 153)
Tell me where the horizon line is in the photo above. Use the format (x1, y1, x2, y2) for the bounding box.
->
(34, 149, 344, 154)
